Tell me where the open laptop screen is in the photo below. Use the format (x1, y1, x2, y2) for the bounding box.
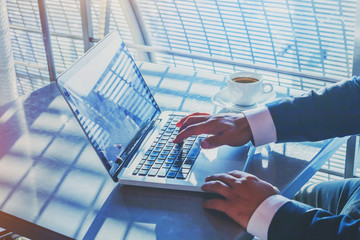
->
(57, 32, 161, 175)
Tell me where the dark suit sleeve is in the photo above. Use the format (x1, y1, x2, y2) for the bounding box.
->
(269, 201, 360, 240)
(266, 77, 360, 142)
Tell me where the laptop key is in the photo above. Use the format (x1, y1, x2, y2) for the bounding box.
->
(150, 151, 160, 157)
(182, 149, 190, 154)
(165, 158, 175, 164)
(163, 146, 173, 151)
(168, 154, 177, 160)
(179, 168, 190, 174)
(173, 161, 183, 167)
(155, 159, 165, 164)
(184, 158, 196, 165)
(148, 168, 159, 176)
(170, 166, 180, 172)
(132, 168, 140, 175)
(141, 164, 151, 170)
(144, 160, 155, 166)
(183, 144, 193, 149)
(161, 135, 170, 141)
(152, 163, 162, 169)
(177, 153, 187, 160)
(166, 142, 174, 147)
(167, 171, 177, 178)
(157, 168, 169, 177)
(171, 149, 180, 155)
(187, 142, 201, 159)
(161, 150, 170, 155)
(156, 143, 165, 148)
(176, 172, 188, 179)
(153, 147, 162, 152)
(182, 164, 192, 169)
(139, 169, 149, 176)
(163, 163, 172, 168)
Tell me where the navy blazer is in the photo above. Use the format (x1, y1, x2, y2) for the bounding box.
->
(266, 77, 360, 240)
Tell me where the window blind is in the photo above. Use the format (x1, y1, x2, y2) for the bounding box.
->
(137, 0, 356, 90)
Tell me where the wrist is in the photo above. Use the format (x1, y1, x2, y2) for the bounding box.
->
(235, 113, 254, 144)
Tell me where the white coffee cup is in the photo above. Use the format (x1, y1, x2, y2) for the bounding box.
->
(227, 72, 273, 106)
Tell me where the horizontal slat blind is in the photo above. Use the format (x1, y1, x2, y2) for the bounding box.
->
(138, 0, 356, 89)
(6, 0, 133, 95)
(7, 0, 357, 93)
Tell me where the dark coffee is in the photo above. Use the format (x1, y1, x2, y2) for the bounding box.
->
(232, 77, 259, 83)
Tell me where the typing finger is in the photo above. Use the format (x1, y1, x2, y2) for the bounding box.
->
(227, 170, 248, 179)
(178, 115, 210, 132)
(176, 112, 210, 127)
(201, 180, 232, 198)
(173, 121, 219, 143)
(205, 173, 237, 187)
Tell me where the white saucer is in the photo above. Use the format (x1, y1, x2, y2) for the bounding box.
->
(211, 88, 276, 112)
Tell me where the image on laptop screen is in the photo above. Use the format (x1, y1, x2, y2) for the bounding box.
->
(57, 35, 161, 173)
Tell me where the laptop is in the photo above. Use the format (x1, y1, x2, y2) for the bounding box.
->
(56, 31, 255, 192)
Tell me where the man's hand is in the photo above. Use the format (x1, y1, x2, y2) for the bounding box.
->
(201, 170, 279, 229)
(172, 112, 253, 149)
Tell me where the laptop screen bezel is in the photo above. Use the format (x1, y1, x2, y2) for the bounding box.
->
(56, 31, 161, 181)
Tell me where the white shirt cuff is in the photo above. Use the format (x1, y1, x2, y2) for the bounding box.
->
(243, 107, 277, 146)
(247, 195, 290, 240)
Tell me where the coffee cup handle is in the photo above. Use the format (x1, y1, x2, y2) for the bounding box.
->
(262, 83, 273, 94)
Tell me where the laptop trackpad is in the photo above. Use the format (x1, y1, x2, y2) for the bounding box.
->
(190, 144, 252, 183)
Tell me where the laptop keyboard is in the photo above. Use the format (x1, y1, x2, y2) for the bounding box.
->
(132, 114, 205, 179)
